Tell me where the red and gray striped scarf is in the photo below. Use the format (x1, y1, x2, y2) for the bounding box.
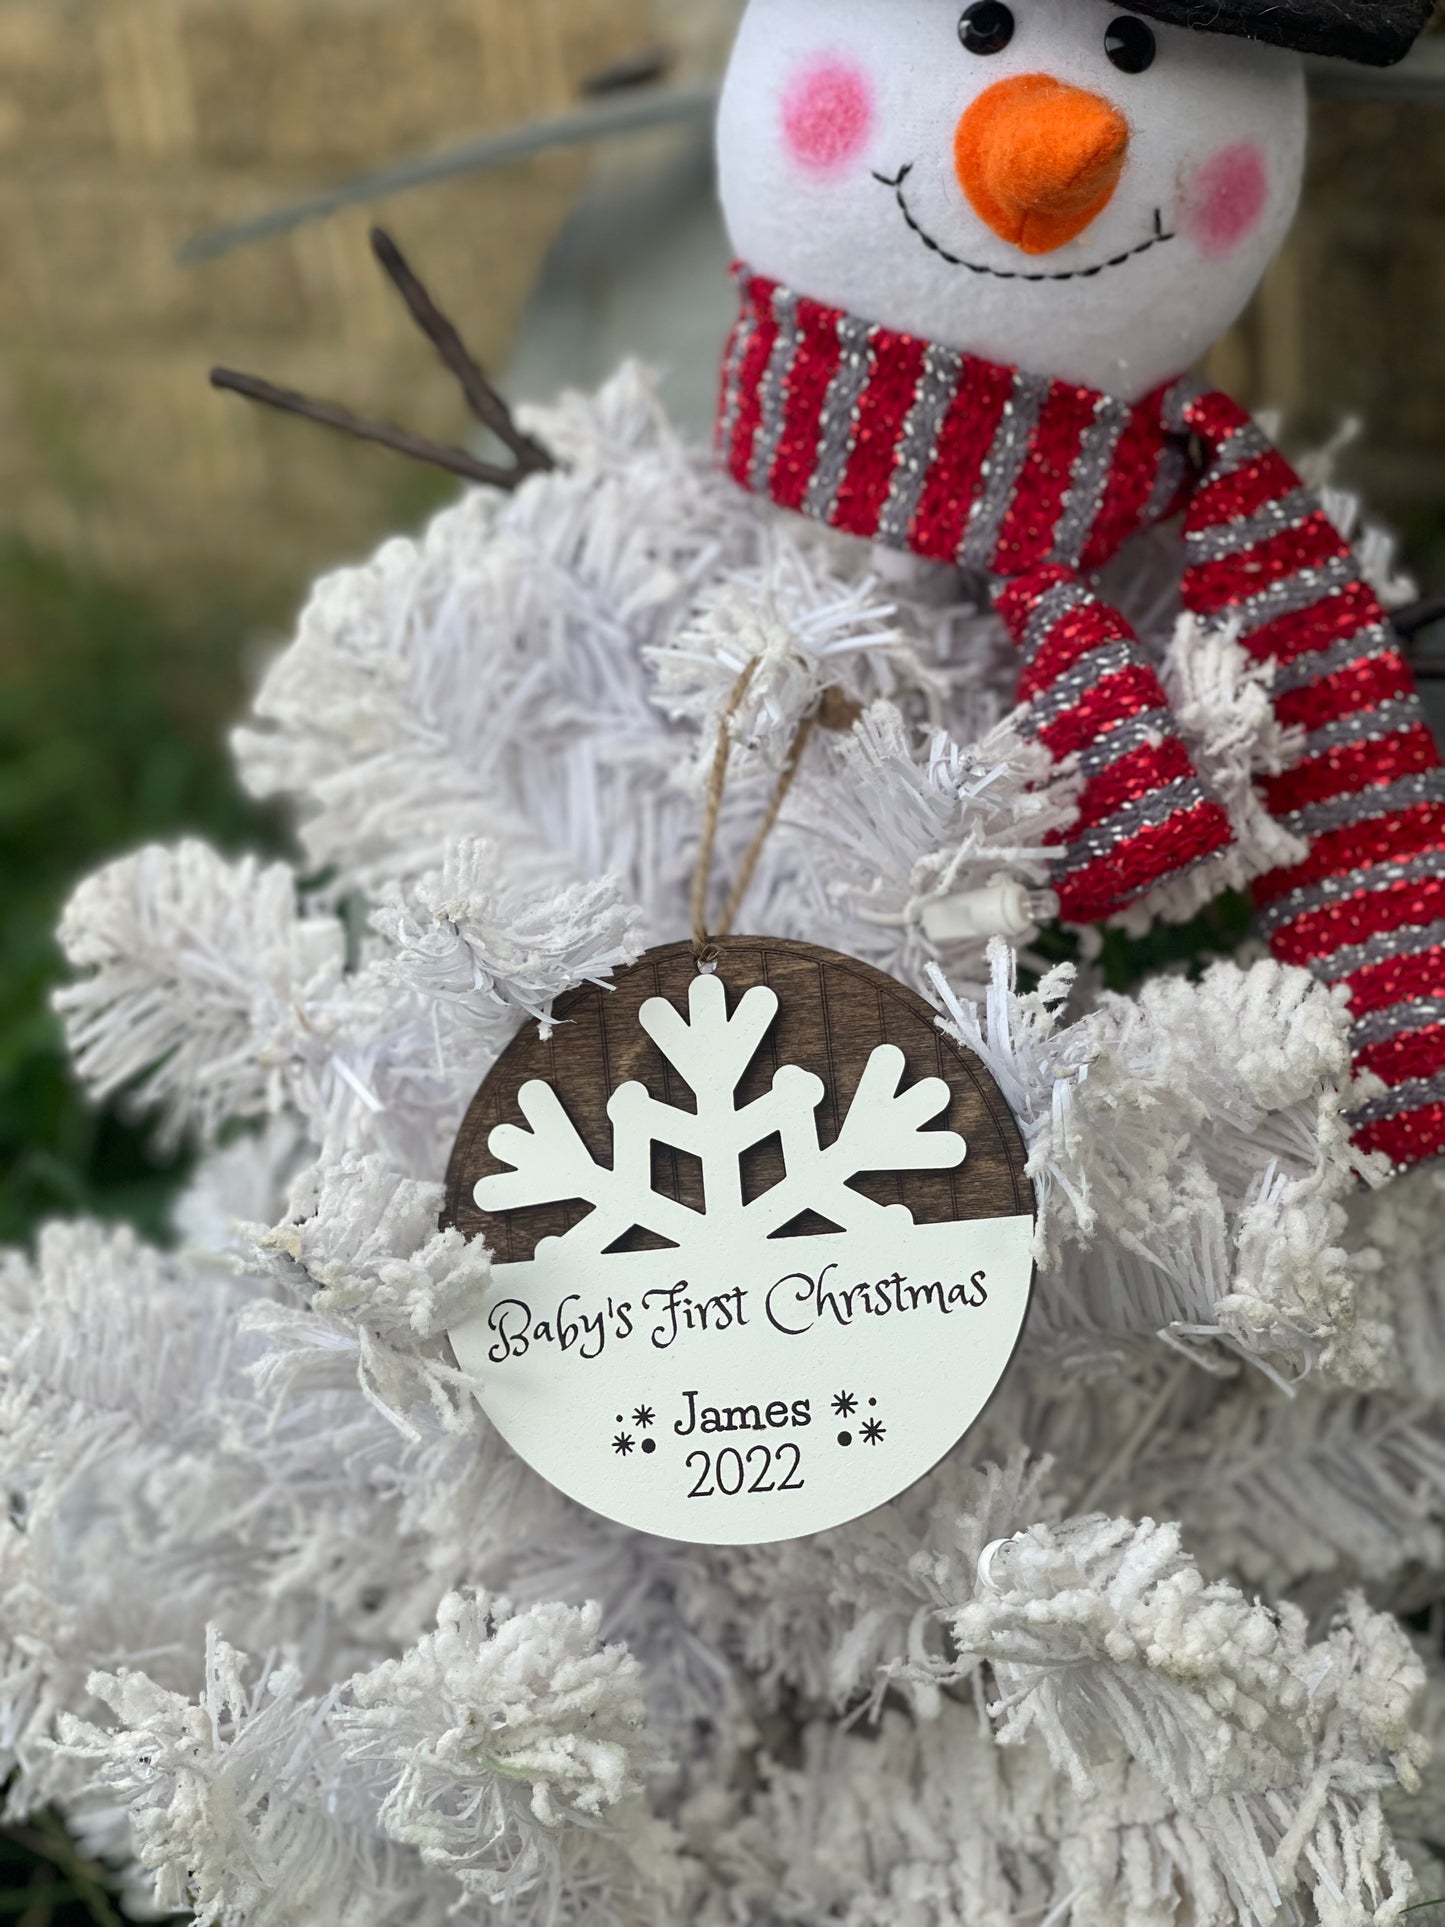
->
(718, 266, 1445, 1170)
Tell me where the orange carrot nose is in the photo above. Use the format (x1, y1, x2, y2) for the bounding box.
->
(954, 73, 1129, 256)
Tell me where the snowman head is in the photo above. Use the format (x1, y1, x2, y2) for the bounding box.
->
(718, 0, 1309, 400)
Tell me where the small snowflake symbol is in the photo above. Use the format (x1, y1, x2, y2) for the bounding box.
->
(832, 1391, 858, 1418)
(861, 1418, 886, 1446)
(613, 1434, 635, 1457)
(633, 1406, 656, 1430)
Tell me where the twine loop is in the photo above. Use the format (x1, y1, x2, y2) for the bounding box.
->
(691, 663, 860, 967)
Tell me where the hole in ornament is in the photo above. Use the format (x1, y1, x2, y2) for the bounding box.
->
(740, 1130, 788, 1207)
(602, 1226, 682, 1255)
(769, 1209, 848, 1240)
(657, 1143, 706, 1214)
(845, 1172, 909, 1208)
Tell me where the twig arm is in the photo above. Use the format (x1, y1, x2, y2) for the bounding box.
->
(1395, 596, 1445, 679)
(368, 227, 554, 476)
(209, 369, 533, 491)
(209, 230, 558, 494)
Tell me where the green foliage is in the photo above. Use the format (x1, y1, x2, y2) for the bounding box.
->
(1092, 892, 1259, 993)
(0, 542, 285, 1916)
(0, 539, 286, 1249)
(0, 1813, 127, 1926)
(1027, 889, 1258, 997)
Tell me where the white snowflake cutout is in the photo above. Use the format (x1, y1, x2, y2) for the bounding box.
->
(476, 974, 967, 1250)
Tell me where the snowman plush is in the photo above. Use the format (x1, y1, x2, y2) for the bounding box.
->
(712, 0, 1445, 1169)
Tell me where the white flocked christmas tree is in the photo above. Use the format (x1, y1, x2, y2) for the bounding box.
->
(8, 360, 1445, 1925)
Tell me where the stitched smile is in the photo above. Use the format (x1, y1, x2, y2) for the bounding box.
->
(873, 165, 1175, 282)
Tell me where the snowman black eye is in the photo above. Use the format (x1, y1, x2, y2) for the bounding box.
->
(1104, 14, 1157, 71)
(959, 2, 1016, 56)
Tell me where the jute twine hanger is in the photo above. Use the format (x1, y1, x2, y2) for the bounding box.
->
(690, 662, 860, 969)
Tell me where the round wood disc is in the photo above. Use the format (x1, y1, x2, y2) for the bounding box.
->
(444, 937, 1032, 1255)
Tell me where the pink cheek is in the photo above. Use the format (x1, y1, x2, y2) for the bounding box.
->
(780, 56, 874, 174)
(1182, 141, 1271, 260)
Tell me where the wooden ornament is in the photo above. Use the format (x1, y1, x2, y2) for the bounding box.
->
(444, 938, 1036, 1546)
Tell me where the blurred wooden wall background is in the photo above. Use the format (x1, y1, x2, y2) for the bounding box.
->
(0, 0, 649, 621)
(1210, 85, 1444, 577)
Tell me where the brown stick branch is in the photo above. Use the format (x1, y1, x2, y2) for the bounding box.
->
(209, 369, 536, 491)
(210, 228, 557, 492)
(1398, 595, 1445, 643)
(368, 227, 553, 478)
(1394, 595, 1445, 678)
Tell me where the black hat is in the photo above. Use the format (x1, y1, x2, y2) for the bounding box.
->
(1121, 0, 1435, 66)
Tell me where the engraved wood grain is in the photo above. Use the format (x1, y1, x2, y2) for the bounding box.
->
(442, 938, 1034, 1262)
